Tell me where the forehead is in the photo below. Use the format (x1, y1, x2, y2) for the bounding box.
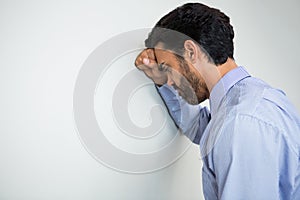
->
(153, 43, 178, 64)
(154, 48, 174, 60)
(154, 49, 184, 75)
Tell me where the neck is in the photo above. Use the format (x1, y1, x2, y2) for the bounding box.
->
(201, 58, 238, 94)
(218, 58, 238, 80)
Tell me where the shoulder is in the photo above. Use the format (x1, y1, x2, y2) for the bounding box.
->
(219, 80, 300, 157)
(203, 76, 300, 158)
(226, 76, 299, 127)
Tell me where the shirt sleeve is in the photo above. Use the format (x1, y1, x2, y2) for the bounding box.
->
(156, 84, 211, 144)
(211, 114, 298, 200)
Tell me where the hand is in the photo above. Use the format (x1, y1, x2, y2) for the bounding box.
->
(134, 48, 167, 86)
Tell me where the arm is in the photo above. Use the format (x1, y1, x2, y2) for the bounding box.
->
(134, 49, 210, 144)
(157, 84, 210, 144)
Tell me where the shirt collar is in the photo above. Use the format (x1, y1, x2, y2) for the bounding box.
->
(209, 66, 251, 117)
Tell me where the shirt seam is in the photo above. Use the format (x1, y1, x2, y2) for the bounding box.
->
(236, 113, 299, 157)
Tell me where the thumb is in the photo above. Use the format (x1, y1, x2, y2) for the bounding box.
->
(143, 58, 150, 65)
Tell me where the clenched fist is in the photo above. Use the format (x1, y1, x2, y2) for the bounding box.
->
(134, 49, 167, 86)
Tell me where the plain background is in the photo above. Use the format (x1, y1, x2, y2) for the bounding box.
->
(0, 0, 299, 199)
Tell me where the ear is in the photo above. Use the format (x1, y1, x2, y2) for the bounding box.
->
(183, 40, 200, 64)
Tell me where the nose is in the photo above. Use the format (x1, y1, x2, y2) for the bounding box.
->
(167, 74, 174, 86)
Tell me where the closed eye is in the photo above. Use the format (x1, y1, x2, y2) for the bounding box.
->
(158, 62, 170, 72)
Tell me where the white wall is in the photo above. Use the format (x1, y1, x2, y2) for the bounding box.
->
(0, 0, 299, 199)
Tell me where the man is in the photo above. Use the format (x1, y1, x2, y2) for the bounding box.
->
(135, 2, 300, 200)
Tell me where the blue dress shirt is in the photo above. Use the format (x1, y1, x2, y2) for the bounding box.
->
(157, 66, 300, 199)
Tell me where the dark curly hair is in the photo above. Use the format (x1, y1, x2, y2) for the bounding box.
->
(145, 3, 235, 65)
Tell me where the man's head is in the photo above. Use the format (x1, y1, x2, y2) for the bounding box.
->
(145, 3, 235, 104)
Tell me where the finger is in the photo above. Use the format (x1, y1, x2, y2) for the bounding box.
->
(135, 49, 157, 69)
(134, 53, 143, 67)
(146, 48, 156, 61)
(136, 62, 157, 70)
(135, 49, 149, 66)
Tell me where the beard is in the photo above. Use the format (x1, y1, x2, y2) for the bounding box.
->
(174, 55, 208, 105)
(173, 76, 199, 105)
